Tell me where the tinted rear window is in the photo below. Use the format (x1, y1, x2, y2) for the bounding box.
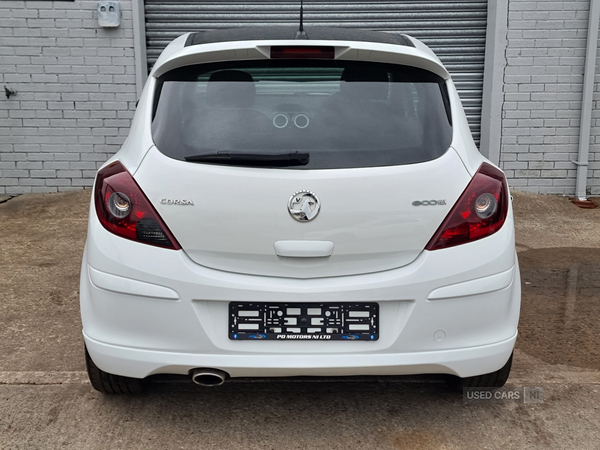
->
(152, 60, 452, 169)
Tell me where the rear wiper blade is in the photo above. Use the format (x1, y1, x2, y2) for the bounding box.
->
(184, 151, 309, 167)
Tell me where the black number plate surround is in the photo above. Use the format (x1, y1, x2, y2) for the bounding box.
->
(229, 302, 379, 341)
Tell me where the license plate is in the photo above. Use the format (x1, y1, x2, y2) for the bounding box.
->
(229, 302, 379, 341)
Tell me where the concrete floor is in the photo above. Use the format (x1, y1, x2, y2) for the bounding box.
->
(0, 190, 599, 450)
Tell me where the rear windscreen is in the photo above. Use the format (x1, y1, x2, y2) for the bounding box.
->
(152, 60, 453, 169)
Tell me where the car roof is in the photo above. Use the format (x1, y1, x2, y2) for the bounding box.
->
(184, 26, 415, 48)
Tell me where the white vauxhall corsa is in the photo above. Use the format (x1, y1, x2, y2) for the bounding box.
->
(80, 27, 520, 394)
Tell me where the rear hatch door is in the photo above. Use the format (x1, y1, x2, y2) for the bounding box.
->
(134, 146, 470, 278)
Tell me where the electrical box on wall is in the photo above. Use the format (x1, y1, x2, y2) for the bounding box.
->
(98, 1, 120, 27)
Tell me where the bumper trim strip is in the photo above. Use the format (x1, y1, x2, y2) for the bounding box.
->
(427, 266, 514, 300)
(88, 266, 180, 300)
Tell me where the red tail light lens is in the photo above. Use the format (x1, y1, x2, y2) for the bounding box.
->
(94, 161, 181, 250)
(270, 46, 335, 59)
(426, 163, 509, 251)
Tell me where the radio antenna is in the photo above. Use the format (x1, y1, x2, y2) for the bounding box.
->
(295, 0, 308, 39)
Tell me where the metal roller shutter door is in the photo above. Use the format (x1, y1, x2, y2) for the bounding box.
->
(144, 1, 487, 144)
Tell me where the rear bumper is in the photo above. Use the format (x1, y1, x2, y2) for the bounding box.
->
(81, 211, 520, 380)
(84, 330, 517, 379)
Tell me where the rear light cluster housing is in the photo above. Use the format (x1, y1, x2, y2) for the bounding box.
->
(94, 161, 180, 250)
(426, 163, 509, 250)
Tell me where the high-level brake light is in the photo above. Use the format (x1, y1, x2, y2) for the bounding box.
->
(270, 46, 335, 59)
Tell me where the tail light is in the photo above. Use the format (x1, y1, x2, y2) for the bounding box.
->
(94, 161, 181, 250)
(426, 163, 509, 251)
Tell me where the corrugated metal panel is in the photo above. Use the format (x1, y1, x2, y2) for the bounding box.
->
(144, 1, 487, 144)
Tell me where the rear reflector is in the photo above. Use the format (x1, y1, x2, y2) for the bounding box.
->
(270, 46, 335, 59)
(425, 163, 509, 251)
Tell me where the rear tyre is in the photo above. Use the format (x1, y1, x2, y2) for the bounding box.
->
(85, 347, 147, 394)
(445, 352, 513, 391)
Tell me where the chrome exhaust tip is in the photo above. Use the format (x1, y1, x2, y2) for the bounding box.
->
(191, 369, 228, 387)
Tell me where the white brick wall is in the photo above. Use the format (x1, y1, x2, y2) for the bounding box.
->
(501, 0, 600, 195)
(0, 0, 136, 194)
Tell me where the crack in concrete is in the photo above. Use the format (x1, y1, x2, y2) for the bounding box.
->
(0, 371, 89, 385)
